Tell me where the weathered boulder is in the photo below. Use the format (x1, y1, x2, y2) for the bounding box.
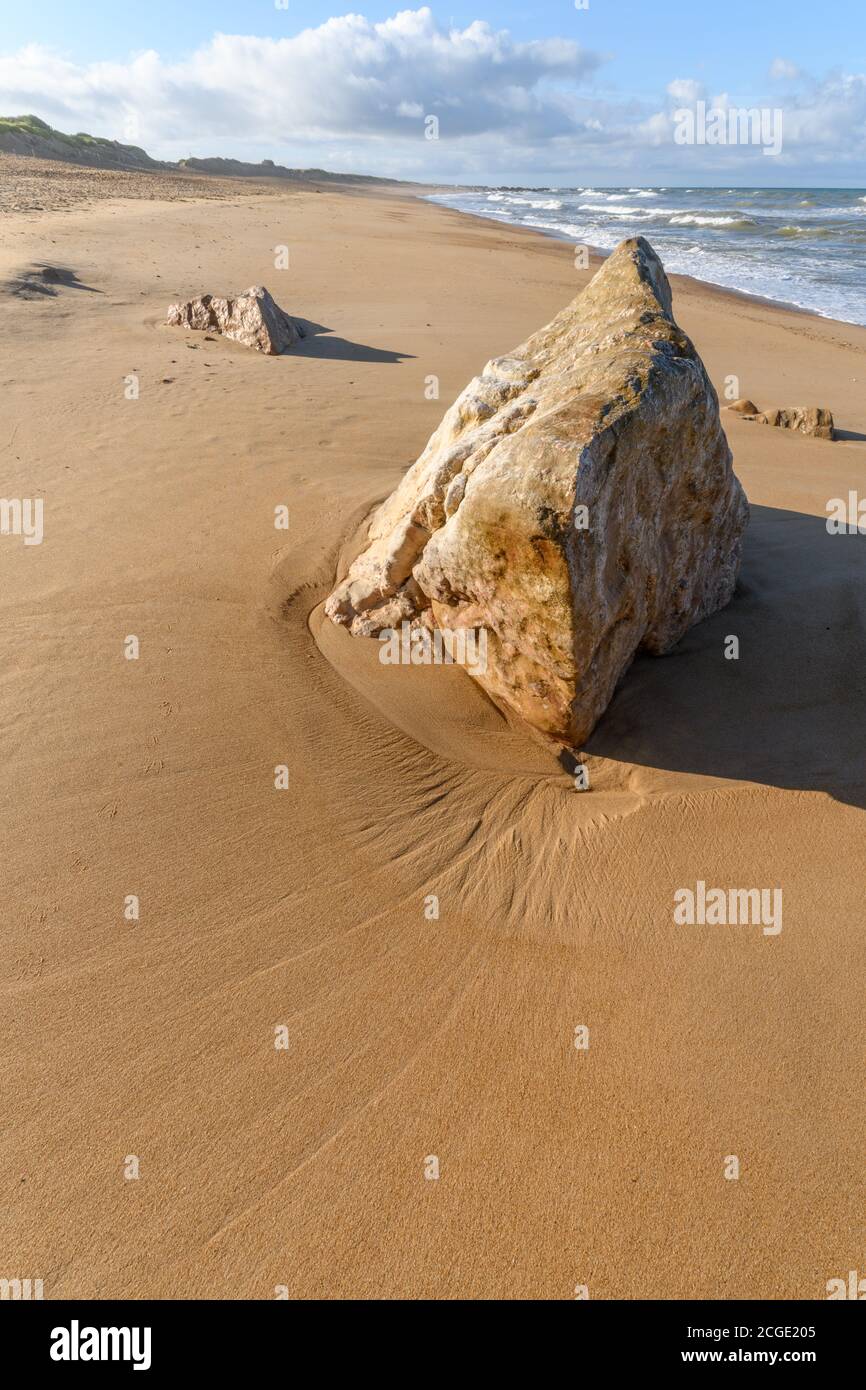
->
(166, 285, 303, 354)
(754, 406, 834, 440)
(326, 237, 749, 746)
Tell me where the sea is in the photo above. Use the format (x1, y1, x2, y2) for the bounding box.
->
(427, 186, 866, 327)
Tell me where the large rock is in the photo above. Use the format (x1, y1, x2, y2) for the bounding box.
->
(326, 237, 749, 746)
(166, 285, 303, 354)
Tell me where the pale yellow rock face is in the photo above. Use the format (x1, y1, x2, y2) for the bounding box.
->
(326, 237, 749, 746)
(166, 285, 302, 354)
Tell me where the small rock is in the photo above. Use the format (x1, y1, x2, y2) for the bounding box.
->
(166, 285, 304, 355)
(755, 406, 835, 440)
(727, 398, 759, 415)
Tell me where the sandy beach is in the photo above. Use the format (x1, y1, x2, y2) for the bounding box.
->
(2, 163, 865, 1300)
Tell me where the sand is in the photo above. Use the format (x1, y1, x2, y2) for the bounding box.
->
(1, 162, 864, 1300)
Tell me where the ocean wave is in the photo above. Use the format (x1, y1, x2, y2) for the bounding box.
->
(522, 218, 590, 240)
(486, 192, 563, 210)
(777, 225, 832, 239)
(669, 213, 756, 228)
(577, 203, 661, 217)
(584, 189, 660, 202)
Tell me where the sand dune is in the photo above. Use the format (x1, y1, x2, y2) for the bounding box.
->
(1, 170, 864, 1298)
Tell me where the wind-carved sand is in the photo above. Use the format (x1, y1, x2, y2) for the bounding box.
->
(326, 238, 749, 746)
(2, 162, 866, 1300)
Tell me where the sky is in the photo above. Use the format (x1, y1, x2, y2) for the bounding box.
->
(0, 0, 863, 185)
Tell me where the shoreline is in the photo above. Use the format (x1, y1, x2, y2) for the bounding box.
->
(421, 190, 866, 330)
(2, 149, 862, 332)
(412, 189, 866, 366)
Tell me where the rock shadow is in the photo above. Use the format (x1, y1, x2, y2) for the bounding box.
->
(290, 317, 412, 364)
(4, 263, 102, 299)
(584, 504, 866, 810)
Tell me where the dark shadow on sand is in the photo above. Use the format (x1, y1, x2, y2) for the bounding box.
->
(290, 317, 412, 364)
(4, 263, 102, 299)
(584, 504, 866, 810)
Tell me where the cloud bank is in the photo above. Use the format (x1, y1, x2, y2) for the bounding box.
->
(0, 9, 863, 182)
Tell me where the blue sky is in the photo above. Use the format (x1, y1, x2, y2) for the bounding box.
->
(0, 1, 863, 183)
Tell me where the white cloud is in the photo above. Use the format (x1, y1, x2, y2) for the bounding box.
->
(666, 78, 705, 106)
(778, 70, 866, 154)
(0, 12, 863, 182)
(643, 67, 866, 178)
(0, 9, 602, 153)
